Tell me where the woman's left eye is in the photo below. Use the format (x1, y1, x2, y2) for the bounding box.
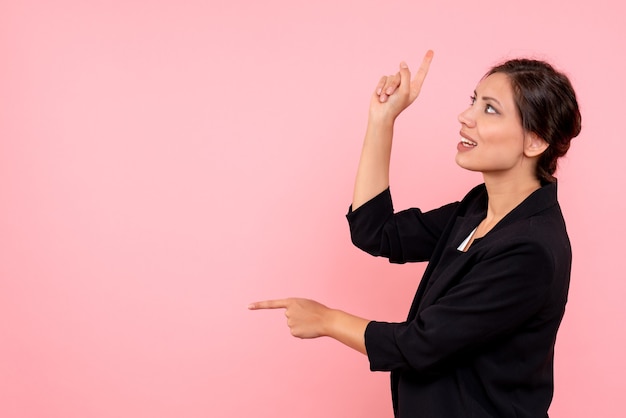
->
(485, 104, 497, 114)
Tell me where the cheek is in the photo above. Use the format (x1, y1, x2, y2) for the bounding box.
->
(484, 124, 525, 151)
(490, 136, 525, 160)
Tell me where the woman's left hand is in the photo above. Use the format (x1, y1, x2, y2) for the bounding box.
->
(249, 298, 331, 339)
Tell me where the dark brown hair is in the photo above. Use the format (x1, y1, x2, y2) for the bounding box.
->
(486, 59, 582, 182)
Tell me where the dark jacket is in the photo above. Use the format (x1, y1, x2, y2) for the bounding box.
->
(346, 182, 571, 418)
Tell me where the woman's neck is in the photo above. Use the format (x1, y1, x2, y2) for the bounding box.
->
(482, 173, 541, 222)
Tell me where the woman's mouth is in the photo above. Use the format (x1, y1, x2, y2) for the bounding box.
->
(460, 137, 477, 147)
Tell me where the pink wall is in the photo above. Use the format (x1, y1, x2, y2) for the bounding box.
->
(1, 0, 624, 417)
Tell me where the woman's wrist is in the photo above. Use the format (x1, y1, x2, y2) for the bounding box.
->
(367, 112, 396, 129)
(323, 308, 369, 355)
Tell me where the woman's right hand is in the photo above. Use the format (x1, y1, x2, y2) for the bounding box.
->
(369, 50, 434, 123)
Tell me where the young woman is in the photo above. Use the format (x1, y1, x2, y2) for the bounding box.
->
(249, 51, 581, 417)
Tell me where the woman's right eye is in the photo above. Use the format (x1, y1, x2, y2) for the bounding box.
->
(469, 95, 476, 105)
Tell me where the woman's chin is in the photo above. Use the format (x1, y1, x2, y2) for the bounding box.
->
(455, 155, 473, 170)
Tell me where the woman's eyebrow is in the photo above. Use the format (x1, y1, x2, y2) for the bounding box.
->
(474, 90, 502, 107)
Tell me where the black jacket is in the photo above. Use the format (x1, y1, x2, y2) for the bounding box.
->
(346, 182, 571, 418)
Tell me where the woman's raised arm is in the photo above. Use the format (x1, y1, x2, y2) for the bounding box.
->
(352, 50, 434, 210)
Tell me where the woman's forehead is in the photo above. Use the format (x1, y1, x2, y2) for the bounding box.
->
(476, 72, 512, 96)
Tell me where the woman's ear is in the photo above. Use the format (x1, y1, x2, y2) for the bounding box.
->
(524, 132, 549, 158)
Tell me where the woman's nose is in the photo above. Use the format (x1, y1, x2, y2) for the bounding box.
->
(458, 107, 475, 127)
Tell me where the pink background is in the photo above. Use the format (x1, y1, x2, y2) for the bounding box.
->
(1, 0, 624, 417)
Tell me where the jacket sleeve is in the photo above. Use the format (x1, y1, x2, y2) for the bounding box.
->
(364, 236, 560, 374)
(346, 188, 459, 263)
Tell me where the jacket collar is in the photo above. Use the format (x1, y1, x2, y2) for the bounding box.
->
(483, 180, 559, 232)
(447, 181, 559, 254)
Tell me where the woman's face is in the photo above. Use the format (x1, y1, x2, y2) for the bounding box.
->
(456, 72, 530, 176)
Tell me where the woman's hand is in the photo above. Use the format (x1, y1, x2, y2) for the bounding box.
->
(369, 50, 434, 122)
(249, 298, 371, 354)
(249, 298, 332, 339)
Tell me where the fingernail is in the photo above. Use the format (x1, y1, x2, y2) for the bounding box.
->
(400, 61, 408, 68)
(248, 304, 255, 309)
(386, 88, 393, 94)
(376, 88, 382, 95)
